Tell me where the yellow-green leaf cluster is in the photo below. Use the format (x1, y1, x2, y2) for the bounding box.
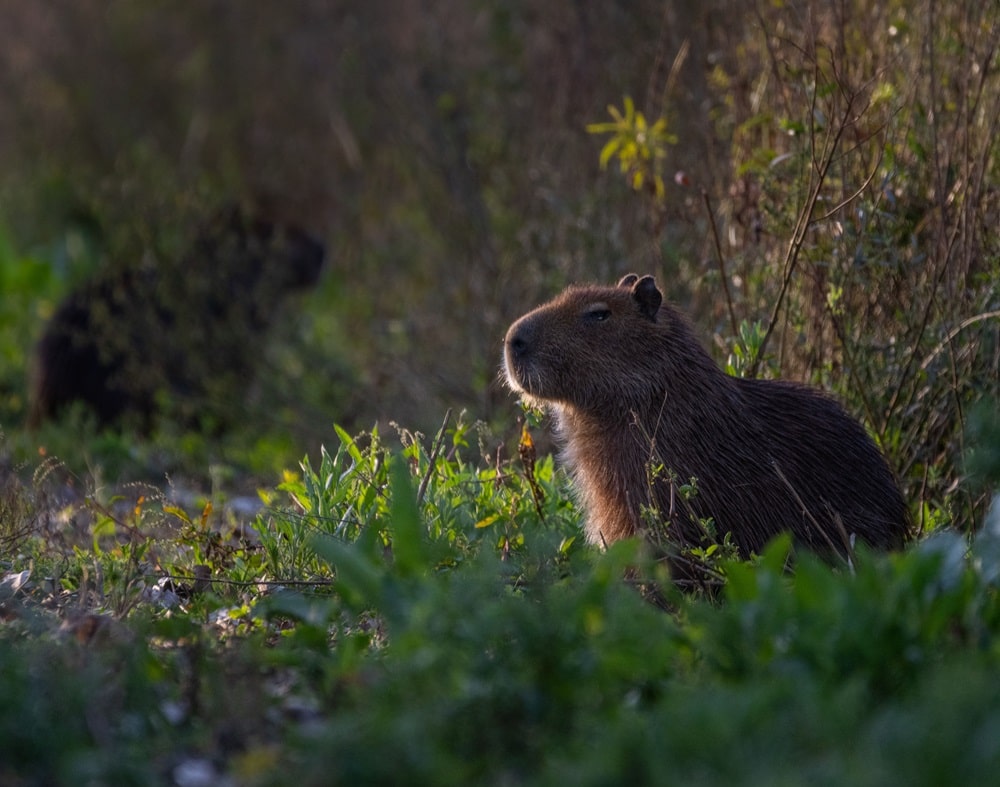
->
(586, 96, 678, 199)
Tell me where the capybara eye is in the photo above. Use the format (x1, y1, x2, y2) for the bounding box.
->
(583, 305, 611, 323)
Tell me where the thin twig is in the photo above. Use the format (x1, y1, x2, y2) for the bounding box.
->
(416, 408, 453, 506)
(919, 311, 1000, 372)
(702, 189, 741, 339)
(771, 460, 854, 563)
(158, 573, 333, 589)
(814, 145, 884, 222)
(748, 66, 858, 378)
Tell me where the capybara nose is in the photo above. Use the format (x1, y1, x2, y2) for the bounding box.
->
(505, 319, 534, 360)
(508, 332, 527, 358)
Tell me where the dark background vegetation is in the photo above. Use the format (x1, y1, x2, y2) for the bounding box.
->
(0, 0, 997, 529)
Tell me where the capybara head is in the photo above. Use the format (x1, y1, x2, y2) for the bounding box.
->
(504, 274, 679, 413)
(198, 206, 326, 296)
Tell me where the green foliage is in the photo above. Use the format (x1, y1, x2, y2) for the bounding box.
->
(0, 417, 999, 784)
(260, 468, 1000, 785)
(725, 319, 770, 378)
(587, 96, 677, 199)
(0, 470, 37, 556)
(0, 229, 65, 426)
(265, 511, 1000, 785)
(0, 625, 165, 786)
(967, 402, 1000, 492)
(257, 417, 581, 582)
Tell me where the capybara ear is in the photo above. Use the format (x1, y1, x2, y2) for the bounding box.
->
(617, 273, 639, 288)
(631, 275, 662, 320)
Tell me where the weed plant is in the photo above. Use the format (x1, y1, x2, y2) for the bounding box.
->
(1, 413, 1000, 784)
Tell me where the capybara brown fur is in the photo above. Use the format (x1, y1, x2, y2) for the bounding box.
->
(28, 206, 325, 432)
(503, 274, 910, 563)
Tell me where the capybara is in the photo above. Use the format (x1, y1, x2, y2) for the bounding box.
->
(503, 274, 909, 564)
(28, 206, 325, 432)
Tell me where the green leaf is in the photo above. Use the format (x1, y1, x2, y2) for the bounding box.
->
(92, 515, 116, 554)
(759, 533, 794, 574)
(598, 138, 622, 169)
(722, 559, 759, 601)
(311, 533, 382, 611)
(387, 456, 427, 576)
(585, 121, 620, 134)
(623, 95, 635, 121)
(475, 513, 500, 529)
(163, 504, 192, 525)
(334, 424, 364, 465)
(254, 590, 337, 627)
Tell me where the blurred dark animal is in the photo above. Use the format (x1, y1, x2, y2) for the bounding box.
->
(28, 207, 325, 432)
